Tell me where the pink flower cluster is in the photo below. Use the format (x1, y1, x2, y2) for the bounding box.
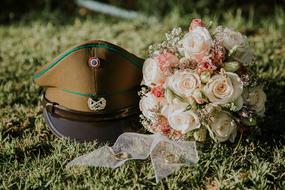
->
(149, 116, 182, 138)
(151, 86, 165, 98)
(155, 52, 179, 75)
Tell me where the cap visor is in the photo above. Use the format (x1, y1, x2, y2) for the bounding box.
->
(43, 108, 141, 144)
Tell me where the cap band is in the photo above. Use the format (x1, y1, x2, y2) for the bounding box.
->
(43, 96, 141, 122)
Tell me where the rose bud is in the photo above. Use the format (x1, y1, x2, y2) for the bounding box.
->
(194, 127, 207, 142)
(193, 89, 207, 104)
(189, 18, 205, 31)
(200, 71, 211, 83)
(151, 86, 165, 98)
(224, 61, 240, 72)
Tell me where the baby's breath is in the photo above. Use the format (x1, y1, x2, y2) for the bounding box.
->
(148, 27, 184, 56)
(138, 86, 150, 97)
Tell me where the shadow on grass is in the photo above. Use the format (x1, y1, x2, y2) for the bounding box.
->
(261, 80, 285, 136)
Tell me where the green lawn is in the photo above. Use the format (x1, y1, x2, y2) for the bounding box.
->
(0, 8, 285, 189)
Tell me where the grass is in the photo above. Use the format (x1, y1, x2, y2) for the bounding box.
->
(1, 7, 285, 189)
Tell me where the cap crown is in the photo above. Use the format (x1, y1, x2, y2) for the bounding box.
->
(34, 40, 144, 112)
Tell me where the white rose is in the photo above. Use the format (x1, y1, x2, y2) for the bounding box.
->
(161, 103, 200, 134)
(204, 71, 243, 105)
(232, 47, 255, 66)
(215, 27, 255, 65)
(182, 26, 212, 60)
(166, 70, 201, 97)
(243, 86, 266, 116)
(210, 111, 237, 142)
(220, 27, 248, 50)
(139, 93, 160, 121)
(142, 58, 165, 86)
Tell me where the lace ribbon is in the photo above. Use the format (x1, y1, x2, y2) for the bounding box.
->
(67, 132, 199, 182)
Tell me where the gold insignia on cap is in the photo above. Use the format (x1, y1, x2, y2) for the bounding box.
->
(88, 97, 107, 111)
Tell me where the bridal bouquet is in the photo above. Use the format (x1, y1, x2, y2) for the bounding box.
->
(68, 19, 267, 182)
(139, 19, 266, 143)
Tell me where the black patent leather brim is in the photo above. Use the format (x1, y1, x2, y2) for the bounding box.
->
(43, 108, 142, 144)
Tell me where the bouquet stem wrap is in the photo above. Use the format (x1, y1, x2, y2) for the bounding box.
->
(67, 133, 199, 182)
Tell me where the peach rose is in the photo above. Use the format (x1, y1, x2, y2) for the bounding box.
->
(161, 102, 200, 134)
(166, 70, 201, 98)
(204, 71, 243, 105)
(142, 58, 165, 86)
(210, 111, 237, 142)
(182, 24, 212, 61)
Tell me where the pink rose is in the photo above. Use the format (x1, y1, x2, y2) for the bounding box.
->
(155, 52, 179, 74)
(189, 18, 205, 31)
(196, 58, 217, 74)
(148, 115, 184, 138)
(151, 86, 165, 98)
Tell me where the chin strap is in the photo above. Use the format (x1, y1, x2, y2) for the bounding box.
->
(67, 133, 199, 183)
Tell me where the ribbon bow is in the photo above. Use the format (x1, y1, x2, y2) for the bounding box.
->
(67, 133, 199, 182)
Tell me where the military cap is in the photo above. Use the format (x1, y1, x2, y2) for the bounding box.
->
(34, 40, 144, 143)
